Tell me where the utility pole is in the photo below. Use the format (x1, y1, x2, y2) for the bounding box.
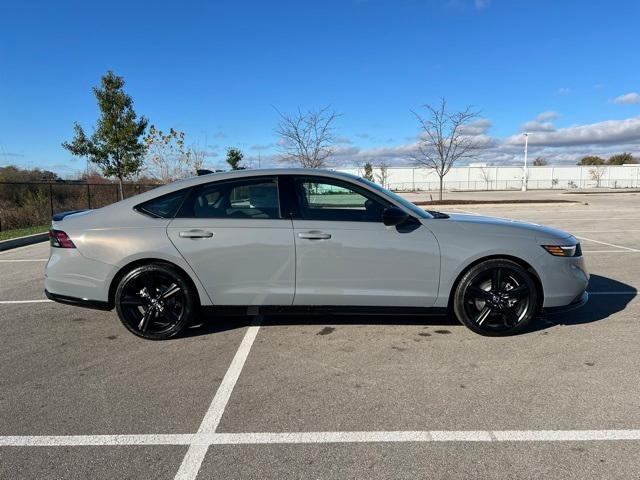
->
(521, 133, 529, 192)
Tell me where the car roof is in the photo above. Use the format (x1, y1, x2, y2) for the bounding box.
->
(116, 168, 365, 207)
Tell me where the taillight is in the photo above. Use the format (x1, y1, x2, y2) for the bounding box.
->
(49, 229, 76, 248)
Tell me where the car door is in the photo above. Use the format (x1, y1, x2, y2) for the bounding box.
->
(167, 176, 295, 305)
(286, 175, 440, 307)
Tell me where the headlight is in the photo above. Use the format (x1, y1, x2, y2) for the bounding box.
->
(542, 243, 581, 257)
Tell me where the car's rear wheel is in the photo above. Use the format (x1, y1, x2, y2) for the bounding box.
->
(453, 259, 538, 336)
(115, 263, 197, 340)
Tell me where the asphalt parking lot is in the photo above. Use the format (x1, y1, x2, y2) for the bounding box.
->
(1, 190, 639, 479)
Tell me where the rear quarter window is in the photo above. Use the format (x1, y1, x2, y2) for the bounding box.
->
(135, 189, 189, 218)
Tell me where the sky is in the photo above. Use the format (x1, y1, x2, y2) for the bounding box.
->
(1, 0, 640, 176)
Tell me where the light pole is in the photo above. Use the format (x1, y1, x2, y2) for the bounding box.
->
(521, 133, 529, 192)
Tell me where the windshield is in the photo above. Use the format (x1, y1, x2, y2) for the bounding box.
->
(356, 177, 433, 219)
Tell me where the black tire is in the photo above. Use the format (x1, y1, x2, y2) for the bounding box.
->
(115, 263, 197, 340)
(453, 259, 538, 336)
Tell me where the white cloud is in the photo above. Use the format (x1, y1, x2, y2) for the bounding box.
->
(612, 92, 640, 105)
(474, 0, 488, 9)
(535, 111, 560, 122)
(243, 115, 640, 169)
(459, 119, 492, 136)
(328, 116, 640, 168)
(519, 111, 559, 133)
(521, 121, 556, 133)
(506, 117, 640, 147)
(557, 87, 571, 96)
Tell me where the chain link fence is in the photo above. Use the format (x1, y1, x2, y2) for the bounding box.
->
(0, 182, 160, 232)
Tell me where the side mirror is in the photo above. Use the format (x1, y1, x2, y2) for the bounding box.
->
(382, 207, 409, 227)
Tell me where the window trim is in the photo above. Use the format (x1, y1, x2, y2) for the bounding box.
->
(290, 175, 394, 223)
(174, 175, 283, 220)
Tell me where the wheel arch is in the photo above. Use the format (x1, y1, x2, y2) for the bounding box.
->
(108, 258, 203, 309)
(447, 254, 544, 312)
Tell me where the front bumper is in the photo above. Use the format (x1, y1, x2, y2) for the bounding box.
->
(45, 289, 112, 311)
(542, 290, 589, 316)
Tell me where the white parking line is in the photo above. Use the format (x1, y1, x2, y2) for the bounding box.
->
(2, 429, 640, 447)
(0, 259, 48, 262)
(174, 316, 263, 480)
(583, 250, 640, 253)
(575, 235, 640, 252)
(0, 300, 52, 304)
(589, 291, 637, 295)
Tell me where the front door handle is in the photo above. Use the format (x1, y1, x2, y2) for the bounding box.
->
(298, 231, 331, 240)
(179, 229, 214, 239)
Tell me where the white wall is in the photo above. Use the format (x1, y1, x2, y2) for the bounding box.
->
(339, 165, 640, 191)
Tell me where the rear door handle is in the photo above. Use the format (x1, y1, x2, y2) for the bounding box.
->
(179, 229, 214, 239)
(298, 231, 331, 240)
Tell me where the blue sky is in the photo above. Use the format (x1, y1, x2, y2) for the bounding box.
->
(1, 0, 640, 175)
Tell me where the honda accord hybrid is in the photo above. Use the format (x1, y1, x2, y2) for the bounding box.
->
(45, 169, 589, 339)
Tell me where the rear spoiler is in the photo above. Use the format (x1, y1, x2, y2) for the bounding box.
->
(52, 209, 89, 222)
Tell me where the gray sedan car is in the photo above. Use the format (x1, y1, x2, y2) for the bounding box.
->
(45, 168, 589, 339)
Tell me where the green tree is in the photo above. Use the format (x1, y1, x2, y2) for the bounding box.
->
(62, 71, 148, 200)
(607, 153, 637, 165)
(363, 162, 374, 181)
(577, 156, 605, 166)
(226, 147, 245, 170)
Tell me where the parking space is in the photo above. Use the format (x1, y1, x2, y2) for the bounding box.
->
(0, 191, 639, 479)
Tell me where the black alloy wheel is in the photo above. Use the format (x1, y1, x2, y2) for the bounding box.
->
(453, 259, 538, 336)
(115, 263, 197, 340)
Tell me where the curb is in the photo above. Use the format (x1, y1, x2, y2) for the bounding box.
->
(0, 232, 49, 252)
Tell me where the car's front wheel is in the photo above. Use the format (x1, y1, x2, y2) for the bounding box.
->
(453, 259, 538, 336)
(115, 263, 197, 340)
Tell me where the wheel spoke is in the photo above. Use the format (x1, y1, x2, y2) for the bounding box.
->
(142, 272, 156, 295)
(121, 295, 144, 306)
(467, 285, 492, 301)
(475, 305, 492, 325)
(163, 309, 180, 325)
(491, 268, 502, 292)
(502, 308, 520, 327)
(160, 283, 181, 300)
(138, 308, 155, 332)
(505, 284, 528, 299)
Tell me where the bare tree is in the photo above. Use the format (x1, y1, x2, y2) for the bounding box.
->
(144, 126, 191, 183)
(589, 165, 607, 188)
(275, 106, 339, 168)
(186, 144, 206, 174)
(411, 98, 481, 200)
(533, 156, 547, 166)
(376, 162, 389, 188)
(479, 166, 493, 190)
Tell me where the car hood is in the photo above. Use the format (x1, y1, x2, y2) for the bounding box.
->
(439, 213, 573, 242)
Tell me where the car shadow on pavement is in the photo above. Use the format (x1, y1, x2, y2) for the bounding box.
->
(183, 274, 635, 338)
(183, 312, 459, 338)
(533, 274, 636, 332)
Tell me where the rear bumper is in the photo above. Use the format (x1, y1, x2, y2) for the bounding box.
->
(45, 289, 112, 311)
(542, 290, 589, 316)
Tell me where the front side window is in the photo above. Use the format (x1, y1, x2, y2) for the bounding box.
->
(177, 177, 280, 219)
(294, 177, 391, 222)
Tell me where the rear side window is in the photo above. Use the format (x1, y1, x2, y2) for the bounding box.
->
(177, 177, 280, 219)
(135, 189, 189, 218)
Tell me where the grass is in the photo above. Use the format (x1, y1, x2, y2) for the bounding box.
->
(0, 225, 49, 242)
